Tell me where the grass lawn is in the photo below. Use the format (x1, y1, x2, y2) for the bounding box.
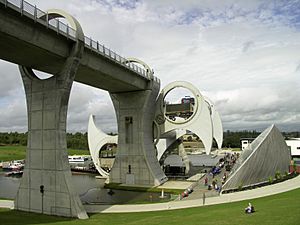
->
(0, 145, 26, 162)
(0, 188, 300, 225)
(0, 145, 90, 162)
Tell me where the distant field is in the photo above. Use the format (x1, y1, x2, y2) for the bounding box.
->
(0, 187, 300, 225)
(0, 145, 90, 162)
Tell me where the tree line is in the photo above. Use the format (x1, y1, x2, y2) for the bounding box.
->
(0, 130, 299, 149)
(222, 130, 300, 148)
(0, 132, 88, 150)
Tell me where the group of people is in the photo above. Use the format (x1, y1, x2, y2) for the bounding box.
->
(204, 152, 240, 192)
(222, 152, 240, 171)
(201, 153, 256, 214)
(205, 177, 222, 192)
(221, 172, 227, 184)
(180, 187, 194, 199)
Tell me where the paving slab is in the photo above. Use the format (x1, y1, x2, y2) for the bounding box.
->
(157, 181, 193, 190)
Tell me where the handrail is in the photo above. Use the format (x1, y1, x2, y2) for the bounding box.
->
(0, 0, 155, 80)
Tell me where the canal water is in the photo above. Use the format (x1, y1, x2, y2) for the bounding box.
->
(0, 170, 171, 204)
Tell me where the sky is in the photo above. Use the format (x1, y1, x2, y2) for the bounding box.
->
(0, 0, 299, 133)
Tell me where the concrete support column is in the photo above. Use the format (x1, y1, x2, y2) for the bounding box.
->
(178, 140, 190, 175)
(109, 81, 167, 186)
(14, 43, 88, 218)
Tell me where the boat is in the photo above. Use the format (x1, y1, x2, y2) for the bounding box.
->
(68, 155, 92, 164)
(5, 170, 23, 177)
(2, 161, 24, 171)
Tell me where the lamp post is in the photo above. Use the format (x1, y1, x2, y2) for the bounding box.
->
(40, 185, 44, 214)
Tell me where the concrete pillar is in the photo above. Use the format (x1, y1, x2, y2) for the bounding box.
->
(109, 81, 167, 186)
(14, 35, 88, 218)
(178, 140, 190, 175)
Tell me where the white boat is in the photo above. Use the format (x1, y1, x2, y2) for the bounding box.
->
(68, 155, 92, 164)
(2, 161, 24, 171)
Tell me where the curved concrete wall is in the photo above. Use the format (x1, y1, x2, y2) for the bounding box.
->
(223, 124, 291, 190)
(88, 115, 117, 178)
(155, 81, 213, 155)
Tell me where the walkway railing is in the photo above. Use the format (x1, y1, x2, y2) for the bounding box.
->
(0, 0, 159, 81)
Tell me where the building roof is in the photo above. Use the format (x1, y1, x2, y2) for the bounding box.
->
(164, 155, 185, 167)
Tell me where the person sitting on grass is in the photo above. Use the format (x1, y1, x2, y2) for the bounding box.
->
(245, 203, 255, 214)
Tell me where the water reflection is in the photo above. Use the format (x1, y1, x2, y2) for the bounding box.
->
(0, 172, 20, 199)
(0, 171, 171, 204)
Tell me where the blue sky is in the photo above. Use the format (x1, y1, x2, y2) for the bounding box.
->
(0, 0, 299, 132)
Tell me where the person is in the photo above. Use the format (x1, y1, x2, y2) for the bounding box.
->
(245, 202, 254, 214)
(204, 176, 208, 186)
(222, 173, 227, 184)
(214, 183, 218, 191)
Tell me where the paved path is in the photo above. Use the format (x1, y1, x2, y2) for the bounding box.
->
(0, 200, 14, 209)
(86, 174, 300, 213)
(1, 175, 299, 213)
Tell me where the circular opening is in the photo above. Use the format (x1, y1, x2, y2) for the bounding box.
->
(163, 87, 196, 124)
(32, 69, 53, 80)
(99, 143, 117, 173)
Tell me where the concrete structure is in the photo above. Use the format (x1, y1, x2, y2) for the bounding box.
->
(106, 59, 165, 186)
(156, 129, 186, 160)
(109, 78, 167, 186)
(88, 119, 188, 176)
(88, 82, 224, 179)
(88, 115, 117, 178)
(13, 9, 88, 219)
(0, 0, 164, 217)
(157, 96, 223, 157)
(204, 97, 223, 150)
(0, 0, 154, 92)
(88, 83, 224, 178)
(286, 138, 300, 157)
(155, 81, 213, 155)
(223, 124, 291, 191)
(0, 2, 225, 215)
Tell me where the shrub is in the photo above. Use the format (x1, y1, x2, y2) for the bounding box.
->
(269, 176, 273, 184)
(275, 171, 282, 180)
(285, 171, 289, 177)
(238, 182, 243, 191)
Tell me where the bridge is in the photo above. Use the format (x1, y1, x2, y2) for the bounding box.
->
(0, 0, 160, 92)
(0, 0, 166, 219)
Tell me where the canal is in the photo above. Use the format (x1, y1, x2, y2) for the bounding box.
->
(0, 170, 172, 204)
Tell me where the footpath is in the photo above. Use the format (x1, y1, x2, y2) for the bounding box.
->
(1, 175, 299, 213)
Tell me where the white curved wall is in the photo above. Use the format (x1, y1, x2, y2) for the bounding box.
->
(155, 81, 213, 155)
(88, 115, 117, 177)
(204, 97, 223, 149)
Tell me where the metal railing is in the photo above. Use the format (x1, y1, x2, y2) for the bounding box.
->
(0, 0, 159, 82)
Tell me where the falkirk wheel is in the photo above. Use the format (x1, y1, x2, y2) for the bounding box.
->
(88, 62, 223, 182)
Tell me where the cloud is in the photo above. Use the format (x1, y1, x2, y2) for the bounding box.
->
(0, 0, 299, 133)
(67, 83, 117, 133)
(207, 84, 300, 131)
(242, 41, 254, 52)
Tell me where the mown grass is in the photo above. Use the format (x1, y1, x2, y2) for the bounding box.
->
(0, 188, 300, 225)
(0, 145, 90, 162)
